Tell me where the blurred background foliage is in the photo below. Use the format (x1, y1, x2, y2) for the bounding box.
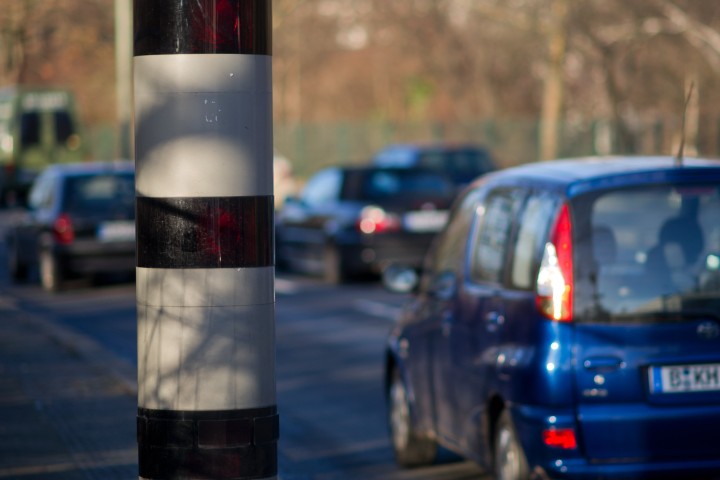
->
(2, 0, 720, 176)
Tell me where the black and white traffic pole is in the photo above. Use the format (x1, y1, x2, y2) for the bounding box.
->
(133, 1, 277, 479)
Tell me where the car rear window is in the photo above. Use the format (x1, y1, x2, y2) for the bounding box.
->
(345, 170, 453, 201)
(573, 184, 720, 323)
(63, 173, 135, 216)
(417, 150, 493, 184)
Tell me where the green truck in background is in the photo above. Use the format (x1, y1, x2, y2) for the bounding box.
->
(0, 86, 85, 206)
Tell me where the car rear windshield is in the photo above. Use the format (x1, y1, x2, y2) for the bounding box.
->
(345, 170, 454, 202)
(417, 150, 493, 184)
(63, 173, 135, 216)
(572, 183, 720, 323)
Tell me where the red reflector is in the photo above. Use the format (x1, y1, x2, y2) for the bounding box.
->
(200, 207, 243, 258)
(53, 213, 75, 245)
(133, 0, 271, 56)
(542, 428, 577, 449)
(186, 0, 261, 53)
(192, 0, 240, 51)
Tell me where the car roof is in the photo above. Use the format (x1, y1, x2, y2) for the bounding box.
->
(44, 160, 135, 177)
(478, 156, 720, 196)
(377, 142, 488, 152)
(329, 165, 445, 175)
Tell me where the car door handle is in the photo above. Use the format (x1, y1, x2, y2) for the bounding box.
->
(485, 312, 505, 332)
(583, 356, 624, 371)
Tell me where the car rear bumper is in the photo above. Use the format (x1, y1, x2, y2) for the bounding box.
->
(339, 233, 435, 273)
(53, 242, 135, 275)
(537, 458, 720, 480)
(511, 404, 720, 480)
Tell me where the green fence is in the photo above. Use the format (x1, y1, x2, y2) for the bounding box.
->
(274, 117, 720, 180)
(87, 116, 720, 180)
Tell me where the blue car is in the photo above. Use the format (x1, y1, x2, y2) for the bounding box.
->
(383, 156, 720, 479)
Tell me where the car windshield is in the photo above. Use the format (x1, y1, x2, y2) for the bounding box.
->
(358, 170, 453, 201)
(573, 183, 720, 323)
(63, 173, 135, 216)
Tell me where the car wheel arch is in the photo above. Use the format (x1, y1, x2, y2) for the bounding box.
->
(384, 350, 397, 395)
(486, 393, 506, 462)
(386, 355, 438, 467)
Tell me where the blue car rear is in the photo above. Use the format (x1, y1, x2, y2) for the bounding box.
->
(384, 157, 720, 479)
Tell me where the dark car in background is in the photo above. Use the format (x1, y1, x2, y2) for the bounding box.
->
(6, 161, 135, 291)
(383, 157, 720, 479)
(275, 166, 455, 283)
(372, 143, 495, 188)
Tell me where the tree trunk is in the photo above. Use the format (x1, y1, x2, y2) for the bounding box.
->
(539, 0, 568, 161)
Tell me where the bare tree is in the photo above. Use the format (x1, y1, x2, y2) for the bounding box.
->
(0, 0, 115, 126)
(0, 0, 45, 85)
(539, 0, 569, 160)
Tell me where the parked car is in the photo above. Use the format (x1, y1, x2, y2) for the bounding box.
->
(275, 166, 455, 283)
(382, 156, 720, 479)
(372, 143, 496, 188)
(6, 161, 135, 291)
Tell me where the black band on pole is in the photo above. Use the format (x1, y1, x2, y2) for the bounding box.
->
(136, 195, 274, 269)
(134, 0, 272, 56)
(138, 407, 279, 479)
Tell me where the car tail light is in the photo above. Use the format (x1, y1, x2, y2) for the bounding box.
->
(53, 213, 75, 245)
(357, 206, 401, 234)
(542, 428, 577, 449)
(536, 203, 573, 321)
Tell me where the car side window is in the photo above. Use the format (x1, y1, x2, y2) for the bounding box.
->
(302, 169, 341, 207)
(28, 173, 56, 210)
(420, 187, 484, 292)
(511, 193, 558, 289)
(470, 189, 524, 284)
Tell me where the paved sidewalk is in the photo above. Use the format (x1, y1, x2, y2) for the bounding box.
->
(0, 296, 138, 479)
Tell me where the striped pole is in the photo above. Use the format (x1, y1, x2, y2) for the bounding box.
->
(133, 1, 277, 479)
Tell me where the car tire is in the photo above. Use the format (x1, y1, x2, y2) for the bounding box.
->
(494, 410, 530, 480)
(7, 241, 29, 282)
(323, 244, 347, 284)
(39, 250, 63, 292)
(388, 367, 437, 468)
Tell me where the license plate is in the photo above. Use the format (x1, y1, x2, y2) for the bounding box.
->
(97, 221, 135, 242)
(403, 210, 448, 233)
(649, 363, 720, 394)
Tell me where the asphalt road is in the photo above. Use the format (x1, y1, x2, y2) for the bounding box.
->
(0, 209, 488, 479)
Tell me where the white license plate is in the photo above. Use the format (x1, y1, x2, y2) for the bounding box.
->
(97, 221, 135, 242)
(403, 210, 448, 233)
(649, 363, 720, 393)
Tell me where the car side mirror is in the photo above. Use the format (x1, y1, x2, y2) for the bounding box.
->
(283, 195, 301, 206)
(430, 270, 457, 301)
(382, 264, 420, 294)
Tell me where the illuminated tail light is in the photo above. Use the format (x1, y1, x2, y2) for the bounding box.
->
(542, 428, 577, 449)
(53, 213, 75, 245)
(536, 203, 573, 321)
(357, 206, 401, 234)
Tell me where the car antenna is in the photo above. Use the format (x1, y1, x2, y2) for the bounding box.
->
(675, 81, 695, 167)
